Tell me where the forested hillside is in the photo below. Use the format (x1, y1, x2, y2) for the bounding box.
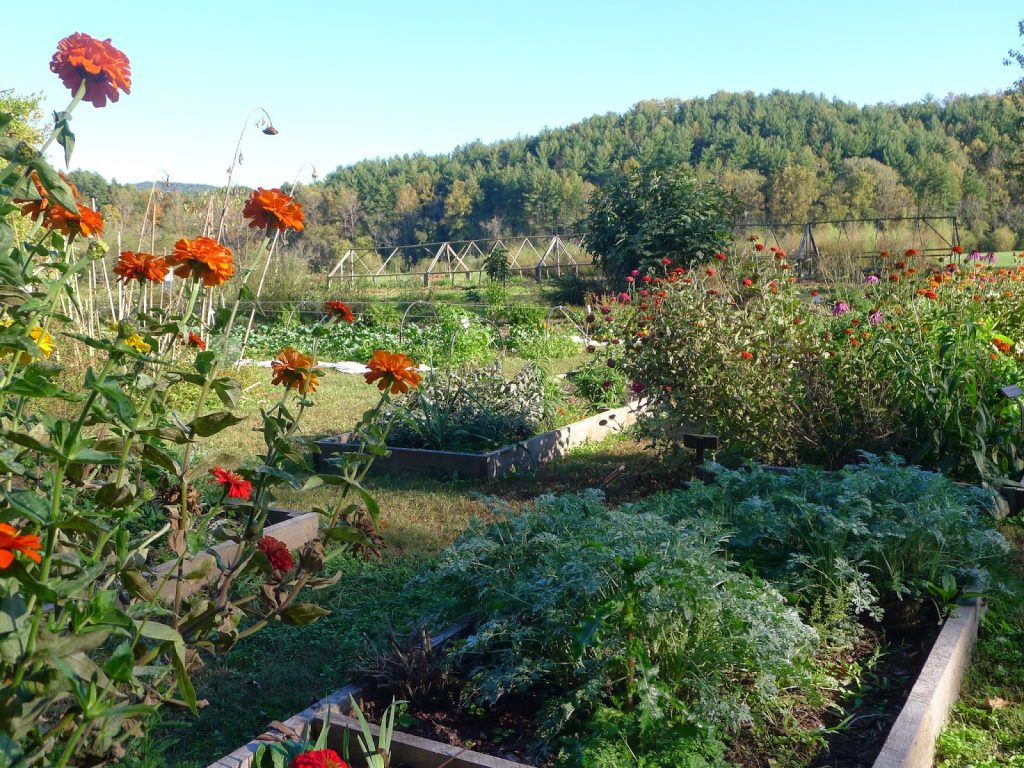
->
(48, 90, 1024, 266)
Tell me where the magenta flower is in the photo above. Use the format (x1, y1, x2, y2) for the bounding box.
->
(869, 310, 884, 326)
(833, 301, 850, 316)
(865, 274, 880, 284)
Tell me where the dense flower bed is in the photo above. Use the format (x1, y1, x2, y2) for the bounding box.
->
(599, 239, 1024, 483)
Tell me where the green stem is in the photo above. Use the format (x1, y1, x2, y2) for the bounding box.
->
(54, 716, 89, 768)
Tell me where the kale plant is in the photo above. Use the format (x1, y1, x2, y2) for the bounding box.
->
(380, 360, 551, 451)
(430, 491, 818, 755)
(635, 454, 1008, 634)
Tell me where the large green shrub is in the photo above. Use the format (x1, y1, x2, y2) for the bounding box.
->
(585, 158, 737, 278)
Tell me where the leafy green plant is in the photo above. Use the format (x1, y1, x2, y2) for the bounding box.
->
(585, 155, 738, 278)
(568, 356, 627, 410)
(347, 695, 401, 768)
(0, 35, 414, 767)
(483, 246, 512, 285)
(644, 455, 1008, 637)
(381, 360, 551, 451)
(429, 491, 818, 758)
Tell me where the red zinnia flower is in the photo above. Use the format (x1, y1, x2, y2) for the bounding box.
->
(210, 466, 252, 501)
(952, 245, 964, 255)
(754, 243, 765, 252)
(188, 332, 206, 351)
(258, 536, 294, 572)
(0, 523, 42, 569)
(242, 188, 305, 233)
(325, 300, 354, 323)
(289, 750, 348, 768)
(714, 252, 727, 262)
(50, 33, 131, 107)
(904, 248, 920, 257)
(740, 350, 753, 360)
(742, 278, 753, 286)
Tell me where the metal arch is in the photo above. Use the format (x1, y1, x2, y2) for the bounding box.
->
(399, 300, 439, 345)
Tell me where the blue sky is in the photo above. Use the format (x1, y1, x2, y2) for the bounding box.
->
(6, 1, 1023, 187)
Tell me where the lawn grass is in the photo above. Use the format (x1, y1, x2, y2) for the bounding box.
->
(195, 353, 591, 472)
(936, 520, 1024, 767)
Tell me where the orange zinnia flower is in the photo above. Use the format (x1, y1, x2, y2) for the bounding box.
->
(16, 171, 104, 238)
(16, 172, 51, 222)
(242, 188, 305, 233)
(364, 350, 421, 394)
(904, 248, 920, 257)
(188, 332, 206, 350)
(46, 202, 104, 238)
(324, 300, 354, 323)
(114, 251, 168, 283)
(50, 33, 131, 107)
(740, 350, 753, 360)
(271, 348, 319, 394)
(0, 523, 42, 569)
(167, 237, 234, 287)
(992, 338, 1014, 355)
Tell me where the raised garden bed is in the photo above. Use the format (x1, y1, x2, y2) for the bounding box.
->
(872, 598, 983, 768)
(207, 601, 982, 768)
(314, 404, 636, 479)
(150, 507, 319, 601)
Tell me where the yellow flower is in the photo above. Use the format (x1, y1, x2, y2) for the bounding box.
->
(29, 327, 54, 359)
(0, 321, 54, 363)
(124, 334, 151, 354)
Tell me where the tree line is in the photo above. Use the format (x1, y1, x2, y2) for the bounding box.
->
(8, 89, 1024, 271)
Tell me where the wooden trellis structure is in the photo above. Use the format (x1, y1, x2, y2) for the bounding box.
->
(326, 234, 593, 286)
(736, 216, 962, 281)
